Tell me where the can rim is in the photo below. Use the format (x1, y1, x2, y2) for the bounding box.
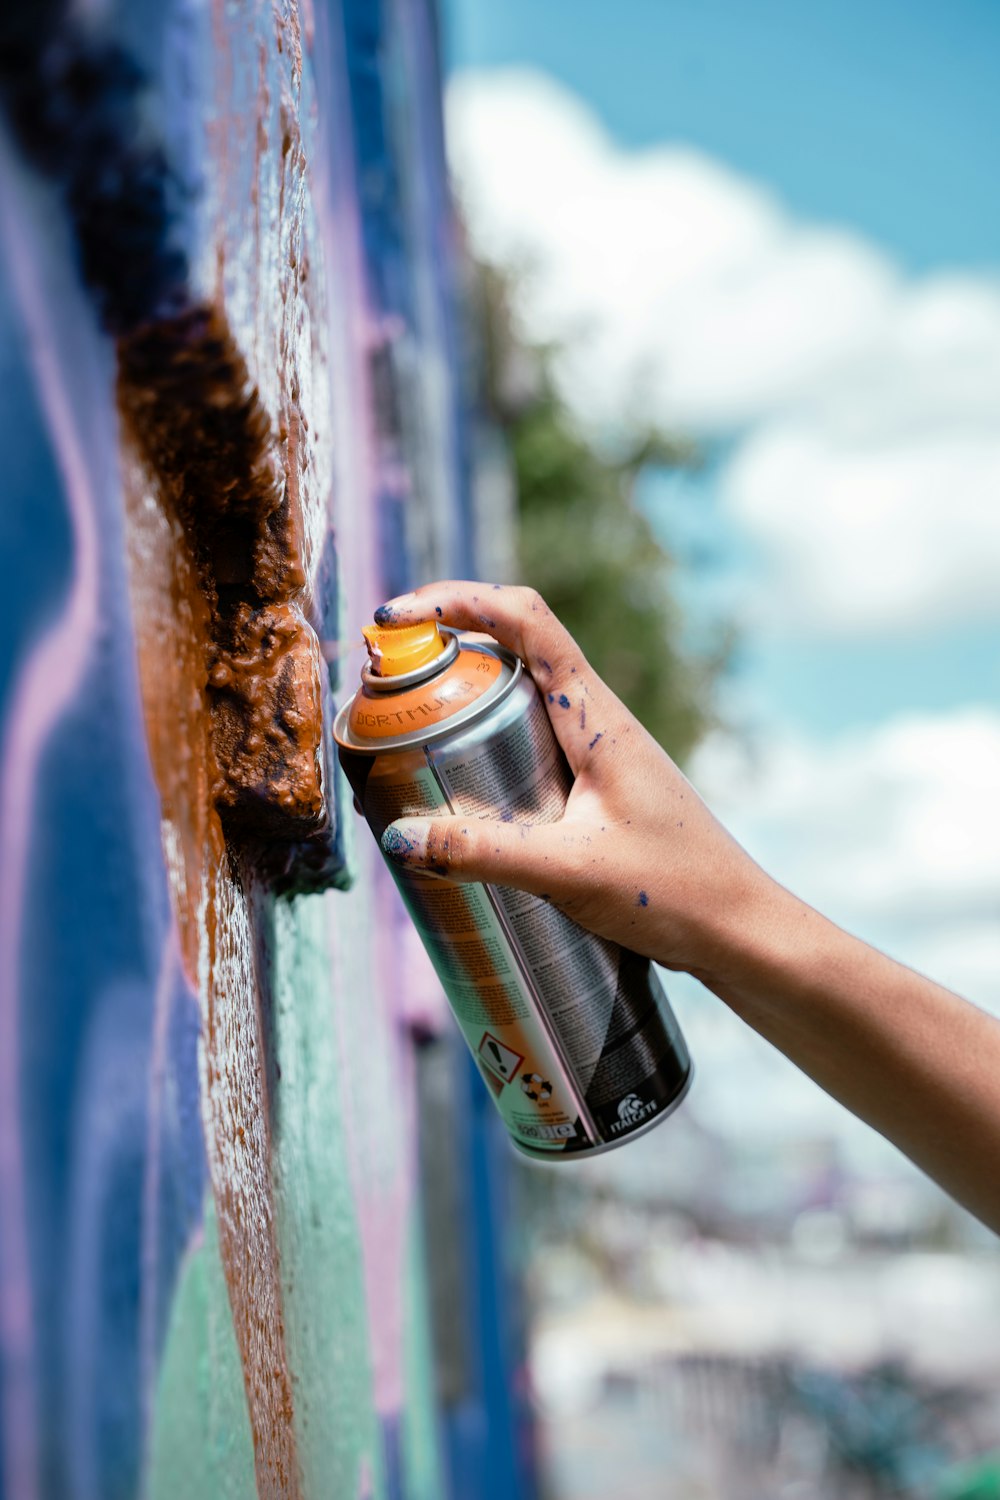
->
(333, 635, 523, 753)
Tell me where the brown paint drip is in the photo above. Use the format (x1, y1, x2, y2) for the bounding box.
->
(210, 601, 325, 833)
(118, 324, 307, 1492)
(117, 304, 324, 841)
(119, 425, 303, 1494)
(202, 850, 299, 1497)
(118, 431, 221, 982)
(113, 0, 340, 1488)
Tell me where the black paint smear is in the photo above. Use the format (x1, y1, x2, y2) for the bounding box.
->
(0, 4, 189, 334)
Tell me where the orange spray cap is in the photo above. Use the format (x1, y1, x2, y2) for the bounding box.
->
(362, 619, 446, 676)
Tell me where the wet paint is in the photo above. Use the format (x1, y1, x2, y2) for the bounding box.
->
(0, 0, 530, 1493)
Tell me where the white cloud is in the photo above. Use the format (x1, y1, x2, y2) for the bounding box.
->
(446, 69, 1000, 635)
(691, 707, 1000, 998)
(725, 423, 1000, 634)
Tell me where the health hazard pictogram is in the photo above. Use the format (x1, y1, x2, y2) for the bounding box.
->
(477, 1031, 524, 1086)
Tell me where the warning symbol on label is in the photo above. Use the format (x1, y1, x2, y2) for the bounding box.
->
(477, 1031, 524, 1086)
(520, 1073, 552, 1102)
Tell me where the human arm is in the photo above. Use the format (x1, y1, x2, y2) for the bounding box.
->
(374, 581, 1000, 1234)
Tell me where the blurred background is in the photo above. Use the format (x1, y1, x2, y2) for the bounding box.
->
(2, 2, 998, 1496)
(443, 1, 1000, 1495)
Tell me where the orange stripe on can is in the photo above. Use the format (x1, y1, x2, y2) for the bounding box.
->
(345, 648, 502, 740)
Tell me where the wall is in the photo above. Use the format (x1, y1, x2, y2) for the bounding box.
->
(0, 2, 534, 1497)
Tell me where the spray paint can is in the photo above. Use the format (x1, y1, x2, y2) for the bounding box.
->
(333, 620, 692, 1159)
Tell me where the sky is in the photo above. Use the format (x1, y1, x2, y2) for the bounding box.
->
(441, 1, 1000, 1181)
(443, 0, 1000, 272)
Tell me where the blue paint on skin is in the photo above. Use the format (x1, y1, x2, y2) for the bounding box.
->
(435, 605, 442, 617)
(374, 603, 400, 625)
(547, 693, 555, 704)
(588, 732, 603, 750)
(477, 614, 496, 629)
(579, 704, 586, 730)
(637, 891, 649, 908)
(558, 694, 570, 709)
(538, 658, 553, 674)
(381, 825, 415, 859)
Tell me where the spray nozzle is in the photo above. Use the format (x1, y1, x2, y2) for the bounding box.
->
(362, 620, 446, 677)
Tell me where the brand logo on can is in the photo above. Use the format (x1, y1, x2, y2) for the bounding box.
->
(610, 1092, 657, 1134)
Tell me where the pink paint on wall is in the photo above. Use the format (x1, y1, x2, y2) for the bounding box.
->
(0, 163, 105, 1500)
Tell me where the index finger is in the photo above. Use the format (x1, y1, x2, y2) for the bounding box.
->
(373, 580, 622, 772)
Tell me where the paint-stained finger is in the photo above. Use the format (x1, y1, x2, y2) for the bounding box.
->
(374, 581, 574, 676)
(373, 581, 625, 771)
(381, 813, 567, 894)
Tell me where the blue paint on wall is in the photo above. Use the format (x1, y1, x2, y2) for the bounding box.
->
(1, 1, 536, 1494)
(0, 175, 206, 1498)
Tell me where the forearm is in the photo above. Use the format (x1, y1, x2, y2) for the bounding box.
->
(699, 875, 1000, 1234)
(372, 581, 1000, 1235)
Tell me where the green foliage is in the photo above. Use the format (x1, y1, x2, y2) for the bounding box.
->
(472, 259, 724, 765)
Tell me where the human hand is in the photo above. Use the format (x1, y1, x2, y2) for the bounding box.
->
(370, 585, 1000, 1235)
(374, 581, 772, 982)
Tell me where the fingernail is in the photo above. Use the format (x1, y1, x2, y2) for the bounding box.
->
(381, 818, 431, 863)
(373, 594, 415, 626)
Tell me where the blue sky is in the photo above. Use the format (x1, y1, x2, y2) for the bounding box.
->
(440, 2, 1000, 1155)
(444, 0, 1000, 273)
(443, 0, 1000, 734)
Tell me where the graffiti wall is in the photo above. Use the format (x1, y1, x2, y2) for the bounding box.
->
(0, 2, 533, 1497)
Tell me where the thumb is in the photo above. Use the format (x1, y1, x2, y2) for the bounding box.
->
(380, 815, 559, 892)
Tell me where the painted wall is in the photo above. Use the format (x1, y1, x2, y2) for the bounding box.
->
(0, 3, 535, 1497)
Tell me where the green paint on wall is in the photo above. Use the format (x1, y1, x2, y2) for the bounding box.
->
(268, 892, 386, 1500)
(147, 1196, 257, 1499)
(146, 888, 448, 1500)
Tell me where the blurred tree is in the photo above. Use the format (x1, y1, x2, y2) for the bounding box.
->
(471, 256, 725, 765)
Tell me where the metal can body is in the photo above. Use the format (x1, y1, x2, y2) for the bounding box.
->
(334, 631, 692, 1159)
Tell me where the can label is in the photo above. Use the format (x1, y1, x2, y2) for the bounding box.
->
(340, 656, 691, 1158)
(348, 650, 502, 739)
